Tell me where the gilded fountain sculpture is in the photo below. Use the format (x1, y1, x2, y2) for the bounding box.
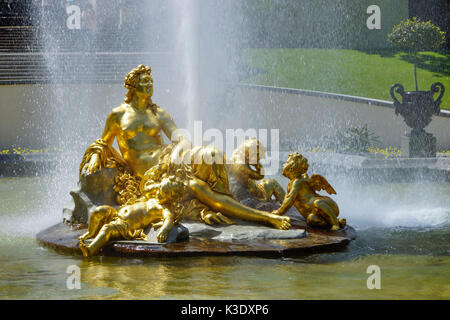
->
(44, 64, 353, 257)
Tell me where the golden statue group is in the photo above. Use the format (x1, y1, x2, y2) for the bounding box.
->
(74, 65, 346, 257)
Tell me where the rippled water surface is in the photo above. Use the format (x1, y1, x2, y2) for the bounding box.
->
(0, 176, 449, 299)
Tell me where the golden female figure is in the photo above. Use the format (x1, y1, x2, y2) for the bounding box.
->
(82, 64, 179, 178)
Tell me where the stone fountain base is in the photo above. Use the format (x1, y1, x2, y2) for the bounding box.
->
(36, 215, 356, 258)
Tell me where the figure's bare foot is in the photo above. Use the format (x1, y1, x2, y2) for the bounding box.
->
(330, 224, 340, 231)
(78, 231, 91, 241)
(156, 227, 170, 243)
(339, 218, 346, 228)
(201, 209, 234, 225)
(268, 215, 291, 230)
(79, 241, 91, 258)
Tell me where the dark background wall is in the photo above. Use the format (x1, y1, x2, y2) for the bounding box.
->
(237, 0, 409, 49)
(409, 0, 450, 49)
(0, 0, 448, 50)
(0, 0, 34, 26)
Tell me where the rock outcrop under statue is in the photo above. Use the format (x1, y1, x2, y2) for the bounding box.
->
(63, 167, 119, 225)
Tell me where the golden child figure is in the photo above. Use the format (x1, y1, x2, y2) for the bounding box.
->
(78, 177, 184, 257)
(228, 138, 285, 202)
(273, 152, 346, 231)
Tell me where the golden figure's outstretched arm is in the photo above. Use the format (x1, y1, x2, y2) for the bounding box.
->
(275, 180, 300, 215)
(156, 208, 175, 243)
(101, 108, 122, 146)
(158, 108, 180, 143)
(80, 108, 123, 177)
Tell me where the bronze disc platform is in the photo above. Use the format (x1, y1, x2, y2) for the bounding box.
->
(36, 217, 356, 258)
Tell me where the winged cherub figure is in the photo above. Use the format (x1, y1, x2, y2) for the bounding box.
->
(272, 152, 346, 231)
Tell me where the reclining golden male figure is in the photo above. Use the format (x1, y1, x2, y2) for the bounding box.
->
(78, 176, 185, 257)
(79, 64, 290, 230)
(272, 152, 346, 231)
(162, 139, 290, 230)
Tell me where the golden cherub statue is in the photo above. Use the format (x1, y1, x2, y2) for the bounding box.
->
(273, 152, 346, 231)
(78, 176, 185, 257)
(228, 138, 285, 202)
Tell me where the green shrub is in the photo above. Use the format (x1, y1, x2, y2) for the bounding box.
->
(324, 124, 381, 154)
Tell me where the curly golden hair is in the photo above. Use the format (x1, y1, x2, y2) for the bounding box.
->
(124, 64, 157, 114)
(286, 152, 309, 176)
(232, 137, 266, 165)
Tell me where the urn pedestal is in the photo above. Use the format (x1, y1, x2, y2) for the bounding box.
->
(401, 129, 437, 158)
(390, 83, 444, 158)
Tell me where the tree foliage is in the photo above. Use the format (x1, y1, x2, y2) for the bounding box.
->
(388, 17, 445, 53)
(388, 17, 445, 90)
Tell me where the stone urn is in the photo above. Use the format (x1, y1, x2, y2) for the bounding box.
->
(390, 82, 445, 157)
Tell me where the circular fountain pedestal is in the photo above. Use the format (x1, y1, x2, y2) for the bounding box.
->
(36, 216, 356, 258)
